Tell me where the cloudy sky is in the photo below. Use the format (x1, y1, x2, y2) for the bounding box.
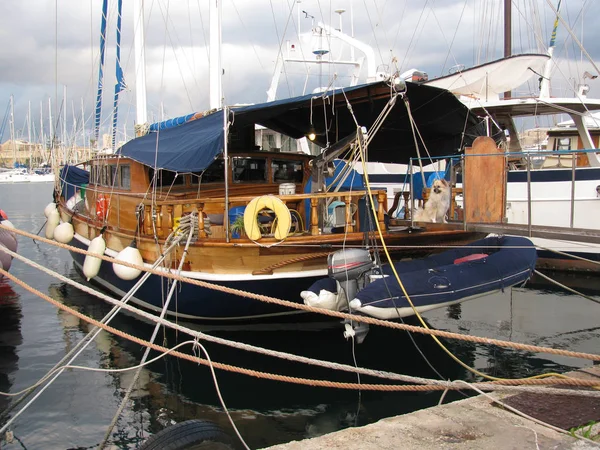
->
(1, 0, 599, 145)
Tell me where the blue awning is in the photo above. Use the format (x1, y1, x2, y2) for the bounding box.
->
(118, 81, 485, 173)
(118, 110, 225, 172)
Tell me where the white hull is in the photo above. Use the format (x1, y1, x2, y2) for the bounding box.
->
(0, 170, 54, 183)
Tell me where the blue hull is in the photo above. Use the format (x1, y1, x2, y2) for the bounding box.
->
(356, 235, 537, 311)
(305, 236, 537, 319)
(69, 238, 323, 322)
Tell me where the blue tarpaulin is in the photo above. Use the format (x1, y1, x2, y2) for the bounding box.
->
(60, 165, 90, 200)
(117, 80, 484, 174)
(118, 110, 225, 173)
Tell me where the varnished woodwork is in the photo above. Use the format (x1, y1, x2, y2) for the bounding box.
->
(59, 151, 481, 279)
(464, 137, 506, 223)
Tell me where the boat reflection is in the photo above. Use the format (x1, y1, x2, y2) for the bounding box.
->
(46, 268, 591, 449)
(0, 280, 22, 422)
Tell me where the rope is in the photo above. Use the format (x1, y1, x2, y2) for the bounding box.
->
(1, 223, 600, 363)
(100, 214, 197, 448)
(0, 237, 186, 437)
(252, 252, 330, 275)
(454, 380, 600, 447)
(1, 267, 599, 396)
(534, 270, 600, 306)
(536, 245, 600, 267)
(357, 136, 592, 384)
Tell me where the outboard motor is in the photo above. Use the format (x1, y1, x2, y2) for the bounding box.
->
(327, 248, 374, 343)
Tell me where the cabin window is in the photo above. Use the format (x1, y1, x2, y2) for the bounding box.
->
(108, 165, 118, 187)
(232, 157, 267, 183)
(554, 137, 571, 151)
(272, 159, 304, 183)
(147, 168, 185, 187)
(120, 165, 131, 190)
(193, 159, 225, 184)
(101, 166, 108, 186)
(162, 170, 185, 187)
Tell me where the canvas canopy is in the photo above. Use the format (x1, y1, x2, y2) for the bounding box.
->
(118, 80, 484, 173)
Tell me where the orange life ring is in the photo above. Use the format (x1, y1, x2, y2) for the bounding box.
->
(96, 194, 110, 220)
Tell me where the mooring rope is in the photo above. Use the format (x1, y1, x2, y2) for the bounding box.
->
(100, 213, 199, 449)
(1, 223, 599, 363)
(536, 245, 600, 267)
(251, 252, 330, 275)
(535, 269, 600, 305)
(0, 237, 186, 437)
(1, 265, 599, 395)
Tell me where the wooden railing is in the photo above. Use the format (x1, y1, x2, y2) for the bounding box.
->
(139, 190, 388, 239)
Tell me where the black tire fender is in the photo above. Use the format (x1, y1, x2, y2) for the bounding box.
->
(138, 419, 236, 450)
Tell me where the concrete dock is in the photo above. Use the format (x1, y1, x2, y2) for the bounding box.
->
(264, 368, 600, 449)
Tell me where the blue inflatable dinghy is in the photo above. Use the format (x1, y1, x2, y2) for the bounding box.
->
(301, 235, 537, 320)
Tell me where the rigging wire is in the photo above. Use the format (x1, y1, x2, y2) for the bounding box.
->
(439, 0, 469, 76)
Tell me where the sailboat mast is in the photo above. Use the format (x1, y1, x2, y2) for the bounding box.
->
(40, 101, 46, 163)
(9, 95, 15, 167)
(539, 0, 561, 98)
(503, 0, 511, 99)
(94, 0, 109, 147)
(63, 85, 67, 164)
(48, 97, 54, 166)
(28, 101, 32, 168)
(133, 0, 148, 135)
(111, 0, 124, 151)
(209, 0, 223, 110)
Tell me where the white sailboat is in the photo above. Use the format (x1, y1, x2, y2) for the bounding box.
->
(421, 0, 600, 271)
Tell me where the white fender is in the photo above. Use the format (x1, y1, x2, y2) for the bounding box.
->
(45, 209, 60, 239)
(53, 222, 74, 244)
(44, 202, 57, 218)
(113, 244, 143, 280)
(83, 235, 106, 280)
(300, 288, 346, 311)
(0, 219, 17, 272)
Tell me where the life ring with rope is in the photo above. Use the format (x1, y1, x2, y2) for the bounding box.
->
(96, 194, 110, 221)
(243, 195, 291, 241)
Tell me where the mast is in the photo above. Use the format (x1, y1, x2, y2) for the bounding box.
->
(48, 97, 54, 166)
(94, 0, 109, 147)
(63, 85, 67, 164)
(9, 95, 15, 167)
(28, 101, 32, 168)
(539, 0, 561, 98)
(111, 0, 125, 151)
(503, 0, 511, 99)
(209, 0, 223, 110)
(40, 101, 46, 163)
(81, 98, 88, 160)
(133, 0, 148, 135)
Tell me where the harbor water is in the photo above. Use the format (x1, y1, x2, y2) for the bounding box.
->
(0, 183, 599, 449)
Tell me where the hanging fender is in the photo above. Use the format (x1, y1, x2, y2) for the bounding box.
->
(243, 195, 291, 241)
(96, 194, 110, 221)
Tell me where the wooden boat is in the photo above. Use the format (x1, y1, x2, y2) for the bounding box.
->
(56, 80, 486, 321)
(302, 235, 537, 320)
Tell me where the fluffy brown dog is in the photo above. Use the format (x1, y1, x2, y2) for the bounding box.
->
(413, 178, 451, 223)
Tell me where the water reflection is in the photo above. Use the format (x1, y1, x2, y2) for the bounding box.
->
(6, 258, 599, 450)
(0, 280, 22, 423)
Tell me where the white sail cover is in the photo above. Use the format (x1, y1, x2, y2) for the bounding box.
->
(425, 54, 550, 100)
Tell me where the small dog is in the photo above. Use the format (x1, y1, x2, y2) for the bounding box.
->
(413, 178, 451, 223)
